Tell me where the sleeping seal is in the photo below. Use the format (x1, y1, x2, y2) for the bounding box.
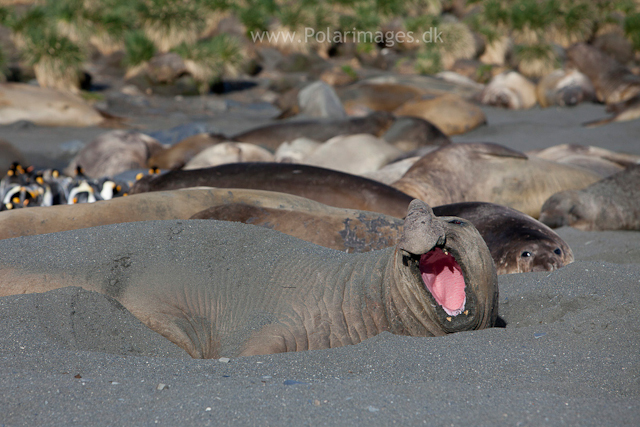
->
(230, 112, 395, 150)
(539, 165, 640, 231)
(392, 143, 603, 218)
(130, 163, 414, 218)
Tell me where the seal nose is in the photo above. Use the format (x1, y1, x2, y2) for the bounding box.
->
(531, 253, 562, 272)
(398, 200, 445, 255)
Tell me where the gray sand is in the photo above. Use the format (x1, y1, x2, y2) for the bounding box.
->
(1, 102, 639, 426)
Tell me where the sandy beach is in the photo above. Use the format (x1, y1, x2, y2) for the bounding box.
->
(0, 100, 639, 426)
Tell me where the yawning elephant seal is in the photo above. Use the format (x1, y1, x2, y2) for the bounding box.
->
(0, 200, 499, 358)
(392, 143, 603, 218)
(130, 163, 414, 218)
(539, 165, 640, 231)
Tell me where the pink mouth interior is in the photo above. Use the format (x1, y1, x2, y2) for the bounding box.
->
(419, 248, 466, 316)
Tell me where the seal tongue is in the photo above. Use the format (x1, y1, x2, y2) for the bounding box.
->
(419, 248, 466, 316)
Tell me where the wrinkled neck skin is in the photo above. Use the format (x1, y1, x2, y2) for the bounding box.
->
(231, 247, 450, 358)
(384, 248, 464, 338)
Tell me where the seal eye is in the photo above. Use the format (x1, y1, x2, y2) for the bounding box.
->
(449, 219, 464, 225)
(521, 251, 532, 258)
(554, 248, 562, 255)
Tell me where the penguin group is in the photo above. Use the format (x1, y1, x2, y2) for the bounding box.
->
(0, 163, 129, 211)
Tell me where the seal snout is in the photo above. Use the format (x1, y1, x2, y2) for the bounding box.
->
(398, 199, 446, 256)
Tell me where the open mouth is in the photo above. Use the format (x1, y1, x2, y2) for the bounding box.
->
(419, 248, 466, 317)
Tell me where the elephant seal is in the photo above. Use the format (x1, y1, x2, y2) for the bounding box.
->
(393, 93, 486, 136)
(0, 83, 106, 127)
(583, 95, 640, 127)
(130, 163, 414, 218)
(536, 69, 596, 108)
(183, 142, 274, 170)
(381, 116, 451, 152)
(0, 187, 366, 240)
(192, 200, 572, 275)
(432, 203, 573, 275)
(191, 203, 404, 254)
(392, 143, 603, 218)
(230, 112, 395, 150)
(363, 157, 421, 185)
(566, 43, 640, 105)
(0, 200, 499, 358)
(539, 165, 640, 231)
(527, 144, 640, 177)
(479, 71, 537, 109)
(64, 131, 167, 178)
(301, 134, 402, 175)
(337, 82, 424, 115)
(147, 133, 228, 169)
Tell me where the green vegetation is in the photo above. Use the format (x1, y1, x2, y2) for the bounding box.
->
(1, 0, 638, 88)
(124, 30, 156, 68)
(625, 12, 640, 51)
(173, 34, 244, 93)
(414, 49, 442, 75)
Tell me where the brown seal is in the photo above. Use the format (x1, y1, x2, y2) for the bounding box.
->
(527, 144, 640, 177)
(536, 69, 596, 108)
(130, 162, 414, 218)
(393, 93, 487, 136)
(192, 200, 573, 275)
(0, 200, 498, 358)
(381, 116, 451, 152)
(432, 202, 574, 275)
(539, 165, 640, 231)
(392, 143, 603, 218)
(583, 95, 640, 127)
(147, 133, 228, 170)
(64, 131, 166, 178)
(230, 111, 395, 150)
(0, 83, 106, 127)
(479, 71, 537, 109)
(0, 187, 371, 240)
(336, 82, 424, 115)
(566, 43, 640, 105)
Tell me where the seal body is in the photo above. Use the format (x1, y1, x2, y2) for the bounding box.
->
(130, 162, 414, 218)
(539, 165, 640, 231)
(230, 112, 395, 150)
(147, 133, 227, 170)
(432, 202, 574, 275)
(0, 201, 498, 358)
(392, 143, 604, 218)
(192, 200, 573, 275)
(64, 131, 166, 178)
(480, 72, 537, 109)
(0, 188, 361, 240)
(0, 83, 105, 127)
(567, 43, 640, 105)
(536, 69, 595, 108)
